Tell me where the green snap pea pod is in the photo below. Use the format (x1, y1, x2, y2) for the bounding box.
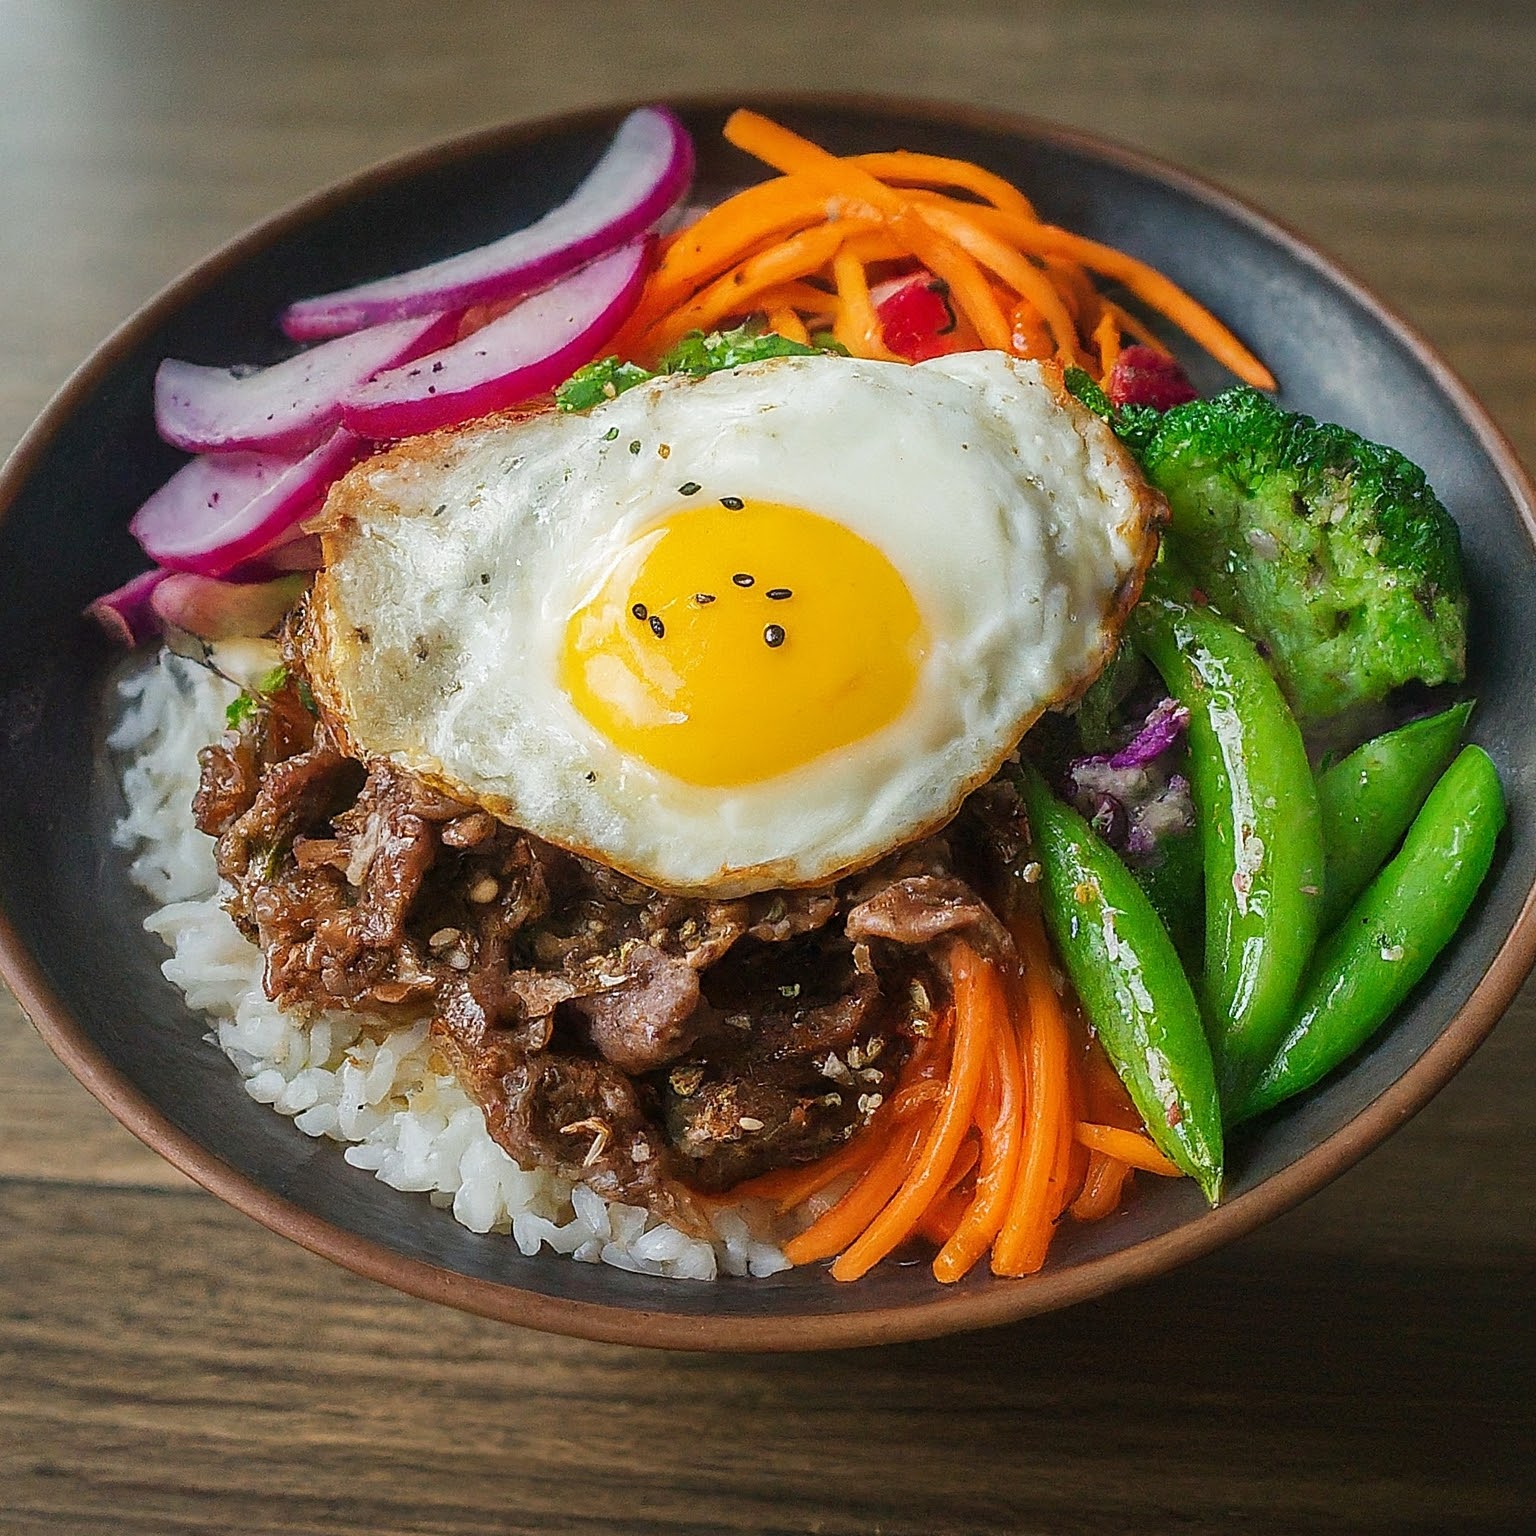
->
(1018, 765, 1224, 1203)
(1131, 569, 1324, 1107)
(1131, 822, 1204, 975)
(1231, 744, 1505, 1123)
(1316, 701, 1473, 931)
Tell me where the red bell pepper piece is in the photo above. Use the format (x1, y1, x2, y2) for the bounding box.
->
(1106, 345, 1199, 411)
(875, 271, 960, 362)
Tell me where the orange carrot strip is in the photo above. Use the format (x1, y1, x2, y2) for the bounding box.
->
(992, 909, 1072, 1276)
(918, 1183, 974, 1246)
(1069, 1151, 1132, 1221)
(644, 177, 845, 313)
(640, 217, 880, 352)
(751, 279, 838, 314)
(730, 1117, 889, 1208)
(723, 110, 1014, 351)
(848, 150, 1039, 220)
(1093, 309, 1122, 383)
(919, 1136, 982, 1244)
(1076, 1121, 1183, 1177)
(933, 950, 1026, 1283)
(784, 1109, 932, 1265)
(1038, 255, 1101, 328)
(831, 247, 898, 360)
(1104, 301, 1172, 355)
(900, 195, 1083, 364)
(1008, 299, 1053, 360)
(1051, 1086, 1083, 1219)
(938, 203, 1275, 388)
(765, 305, 811, 345)
(835, 229, 913, 266)
(830, 944, 993, 1282)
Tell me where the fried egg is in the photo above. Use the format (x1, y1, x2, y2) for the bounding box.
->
(302, 352, 1162, 896)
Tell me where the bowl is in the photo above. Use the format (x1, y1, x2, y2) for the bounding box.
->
(2, 94, 1533, 1350)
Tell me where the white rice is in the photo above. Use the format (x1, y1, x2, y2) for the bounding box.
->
(111, 652, 789, 1281)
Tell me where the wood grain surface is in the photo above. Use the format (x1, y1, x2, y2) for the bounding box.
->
(1, 2, 1532, 1531)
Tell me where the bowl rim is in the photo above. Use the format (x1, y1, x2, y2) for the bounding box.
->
(4, 88, 1535, 1352)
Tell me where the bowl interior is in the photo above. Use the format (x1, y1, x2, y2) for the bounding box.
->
(2, 96, 1533, 1347)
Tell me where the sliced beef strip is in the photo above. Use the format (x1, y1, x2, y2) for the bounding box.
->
(432, 973, 708, 1236)
(844, 874, 1013, 962)
(658, 936, 926, 1191)
(192, 674, 324, 839)
(196, 659, 1020, 1214)
(504, 866, 755, 1075)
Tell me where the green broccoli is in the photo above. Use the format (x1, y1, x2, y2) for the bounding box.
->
(1139, 387, 1467, 721)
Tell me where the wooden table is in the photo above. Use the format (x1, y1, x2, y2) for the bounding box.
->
(2, 3, 1532, 1530)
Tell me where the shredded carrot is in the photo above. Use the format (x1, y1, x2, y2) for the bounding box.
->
(848, 149, 1039, 220)
(917, 1137, 982, 1244)
(723, 110, 1015, 350)
(765, 305, 811, 345)
(904, 197, 1083, 364)
(639, 218, 881, 355)
(1070, 1151, 1133, 1222)
(784, 1109, 932, 1265)
(1104, 300, 1171, 355)
(992, 908, 1073, 1276)
(924, 201, 1276, 388)
(933, 948, 1026, 1282)
(751, 279, 838, 315)
(1076, 1121, 1182, 1177)
(729, 1118, 890, 1209)
(831, 247, 896, 360)
(611, 108, 1274, 394)
(1093, 309, 1122, 383)
(829, 943, 994, 1281)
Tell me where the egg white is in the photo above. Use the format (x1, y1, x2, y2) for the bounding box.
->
(303, 352, 1162, 896)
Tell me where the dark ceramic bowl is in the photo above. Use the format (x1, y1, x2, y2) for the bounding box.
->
(2, 95, 1533, 1350)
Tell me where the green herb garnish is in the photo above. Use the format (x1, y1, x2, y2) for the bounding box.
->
(555, 322, 847, 414)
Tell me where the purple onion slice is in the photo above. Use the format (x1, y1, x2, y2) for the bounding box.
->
(129, 428, 363, 578)
(84, 567, 168, 647)
(154, 312, 458, 454)
(280, 106, 692, 341)
(339, 239, 649, 440)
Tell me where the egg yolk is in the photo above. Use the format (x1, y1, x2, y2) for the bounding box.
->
(561, 499, 928, 787)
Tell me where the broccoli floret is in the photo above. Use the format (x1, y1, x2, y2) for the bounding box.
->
(1140, 387, 1467, 720)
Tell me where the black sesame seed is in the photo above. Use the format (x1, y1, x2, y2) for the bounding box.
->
(649, 615, 666, 638)
(719, 496, 745, 511)
(631, 602, 648, 621)
(694, 593, 716, 605)
(764, 623, 786, 648)
(732, 573, 755, 588)
(766, 587, 793, 601)
(432, 503, 447, 517)
(479, 573, 490, 586)
(678, 481, 701, 496)
(585, 770, 597, 783)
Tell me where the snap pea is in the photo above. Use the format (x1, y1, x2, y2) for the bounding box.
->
(1130, 821, 1204, 975)
(1316, 701, 1473, 931)
(1231, 744, 1505, 1123)
(1131, 567, 1324, 1107)
(1018, 765, 1223, 1203)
